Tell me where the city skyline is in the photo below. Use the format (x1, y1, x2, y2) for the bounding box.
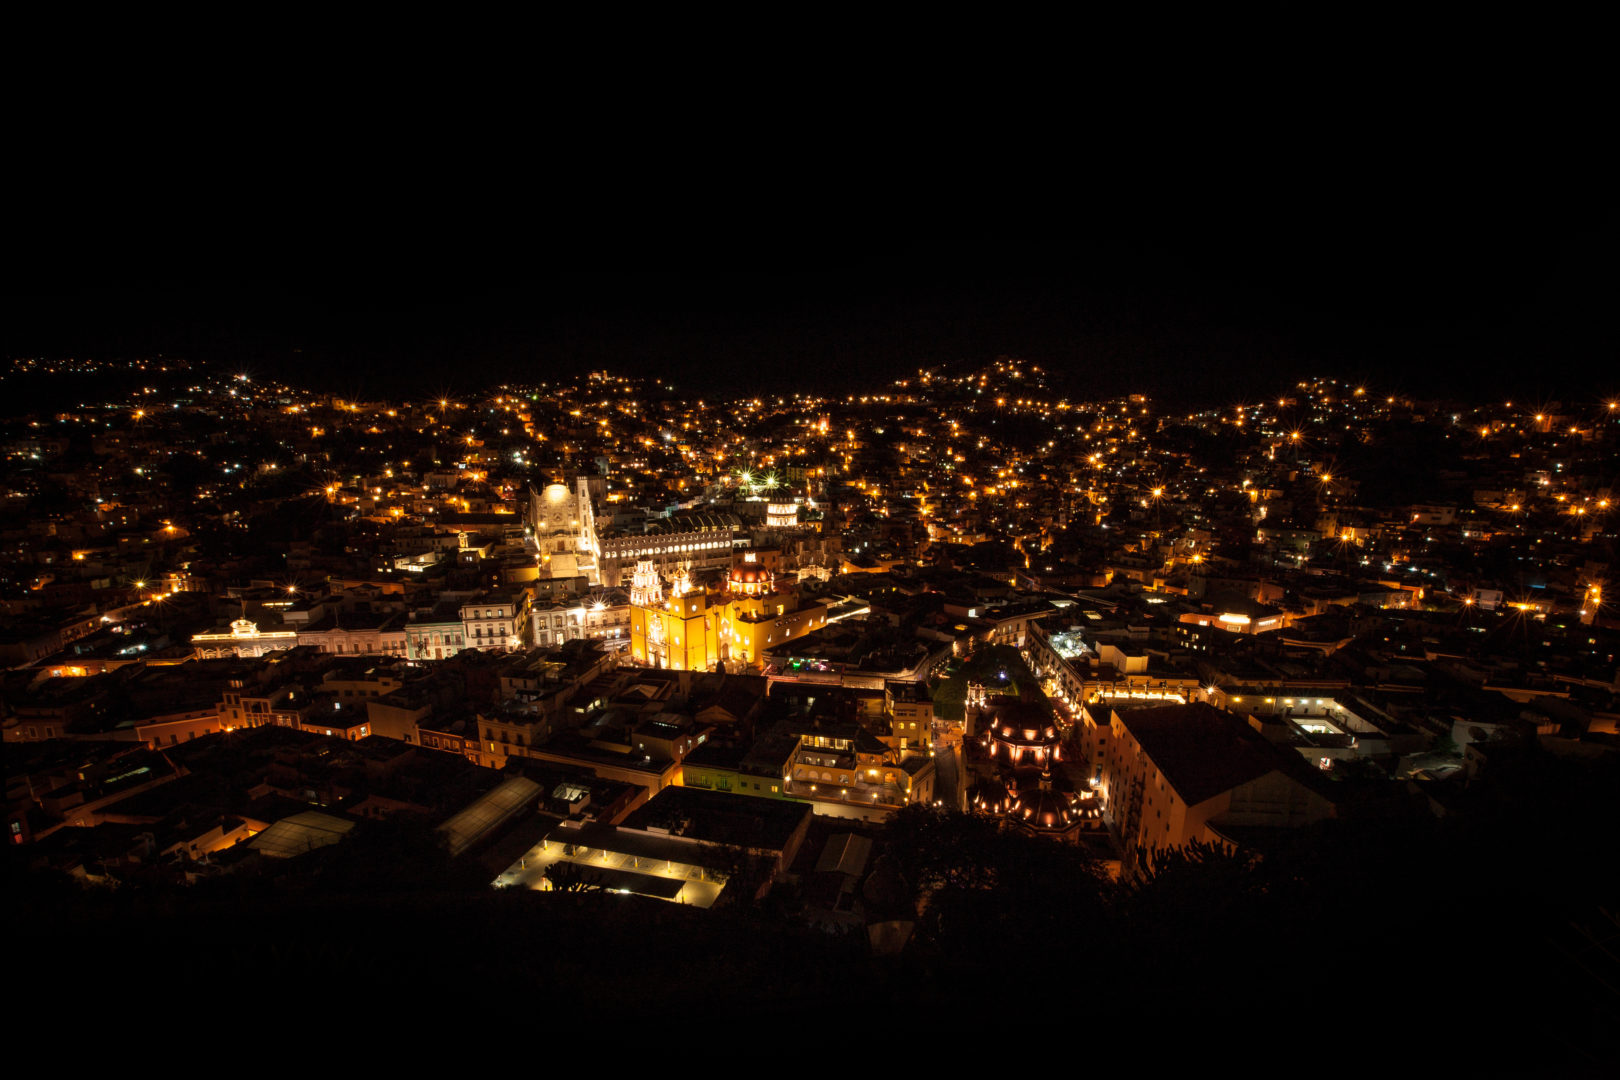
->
(5, 222, 1616, 1067)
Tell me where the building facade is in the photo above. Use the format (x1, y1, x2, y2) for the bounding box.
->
(405, 619, 465, 660)
(598, 512, 741, 588)
(191, 618, 300, 659)
(527, 479, 600, 583)
(460, 591, 530, 652)
(628, 555, 829, 673)
(1098, 703, 1334, 878)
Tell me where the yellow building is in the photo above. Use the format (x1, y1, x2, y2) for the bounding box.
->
(629, 555, 828, 672)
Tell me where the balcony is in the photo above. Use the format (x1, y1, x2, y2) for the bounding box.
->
(793, 751, 855, 773)
(784, 774, 908, 810)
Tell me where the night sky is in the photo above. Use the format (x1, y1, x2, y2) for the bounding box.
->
(6, 184, 1612, 408)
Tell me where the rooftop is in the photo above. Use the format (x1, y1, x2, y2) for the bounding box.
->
(1116, 702, 1292, 806)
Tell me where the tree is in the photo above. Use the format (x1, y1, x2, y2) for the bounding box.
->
(881, 804, 1112, 958)
(544, 859, 604, 893)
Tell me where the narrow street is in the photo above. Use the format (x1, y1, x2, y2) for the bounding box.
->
(931, 726, 965, 810)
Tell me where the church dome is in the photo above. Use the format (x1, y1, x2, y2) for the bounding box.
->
(1008, 783, 1078, 831)
(728, 558, 774, 596)
(968, 777, 1013, 815)
(986, 713, 1062, 769)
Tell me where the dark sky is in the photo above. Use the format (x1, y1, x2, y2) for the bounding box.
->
(6, 180, 1612, 407)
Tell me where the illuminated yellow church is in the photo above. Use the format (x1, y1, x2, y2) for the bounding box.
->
(629, 554, 829, 672)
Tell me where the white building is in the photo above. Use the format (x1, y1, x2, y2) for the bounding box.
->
(461, 592, 529, 651)
(528, 479, 601, 583)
